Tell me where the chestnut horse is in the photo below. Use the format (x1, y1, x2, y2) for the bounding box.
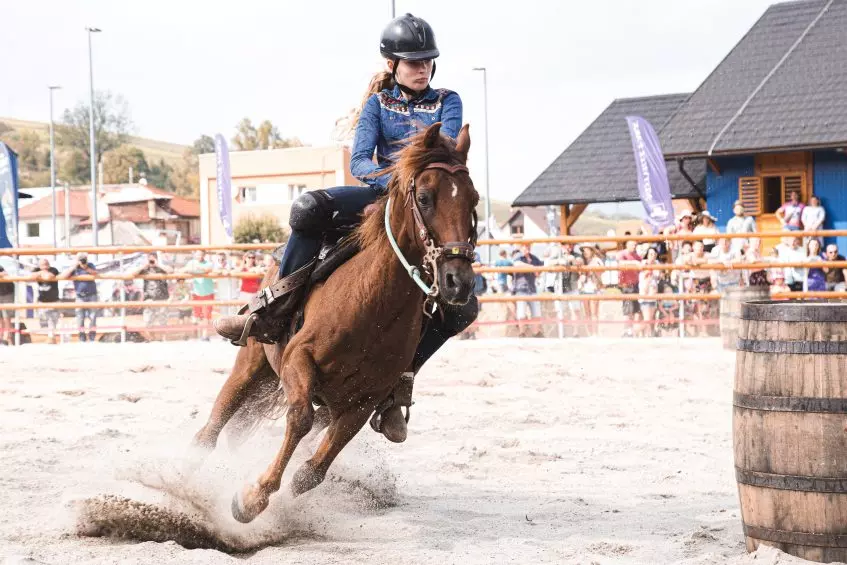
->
(193, 122, 478, 523)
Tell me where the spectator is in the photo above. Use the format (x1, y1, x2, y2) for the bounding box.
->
(32, 258, 60, 344)
(726, 201, 757, 254)
(804, 239, 826, 292)
(778, 236, 806, 291)
(801, 195, 826, 246)
(694, 211, 719, 252)
(665, 210, 694, 261)
(638, 247, 661, 337)
(236, 252, 264, 302)
(776, 190, 805, 231)
(617, 240, 642, 337)
(170, 278, 194, 323)
(182, 250, 214, 340)
(683, 241, 713, 336)
(493, 248, 513, 293)
(513, 244, 543, 338)
(823, 244, 847, 291)
(132, 252, 171, 339)
(709, 237, 743, 292)
(0, 265, 14, 344)
(554, 243, 582, 334)
(743, 238, 769, 287)
(578, 247, 603, 337)
(62, 252, 98, 343)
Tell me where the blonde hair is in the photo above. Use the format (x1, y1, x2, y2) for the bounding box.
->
(350, 70, 395, 131)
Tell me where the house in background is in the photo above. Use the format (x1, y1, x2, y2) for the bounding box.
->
(17, 181, 200, 247)
(198, 145, 357, 245)
(659, 0, 847, 252)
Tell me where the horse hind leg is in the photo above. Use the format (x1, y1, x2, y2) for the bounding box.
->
(192, 338, 272, 453)
(231, 347, 317, 523)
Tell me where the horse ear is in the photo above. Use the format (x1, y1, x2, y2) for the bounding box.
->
(423, 122, 442, 148)
(455, 124, 471, 162)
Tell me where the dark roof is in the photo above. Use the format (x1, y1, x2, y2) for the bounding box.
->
(661, 0, 847, 157)
(513, 94, 706, 207)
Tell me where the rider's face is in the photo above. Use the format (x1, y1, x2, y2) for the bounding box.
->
(390, 59, 433, 91)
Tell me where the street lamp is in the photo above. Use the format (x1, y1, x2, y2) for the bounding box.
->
(48, 85, 61, 249)
(389, 0, 395, 18)
(86, 26, 101, 246)
(472, 67, 492, 263)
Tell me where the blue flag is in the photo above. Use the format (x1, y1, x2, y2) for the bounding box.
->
(214, 134, 233, 239)
(625, 116, 674, 233)
(0, 143, 19, 249)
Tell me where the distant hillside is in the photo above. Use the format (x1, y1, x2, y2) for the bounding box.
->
(0, 117, 187, 169)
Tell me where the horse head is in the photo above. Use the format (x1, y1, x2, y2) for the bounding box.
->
(405, 122, 479, 305)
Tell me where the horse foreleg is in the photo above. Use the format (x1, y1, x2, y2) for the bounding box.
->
(192, 339, 268, 452)
(290, 399, 377, 497)
(231, 348, 316, 523)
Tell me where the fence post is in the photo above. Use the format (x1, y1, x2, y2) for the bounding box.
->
(119, 252, 127, 344)
(12, 259, 20, 347)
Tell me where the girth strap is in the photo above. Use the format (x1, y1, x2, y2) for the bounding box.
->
(246, 258, 316, 314)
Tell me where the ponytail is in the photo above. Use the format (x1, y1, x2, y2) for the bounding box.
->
(350, 70, 395, 130)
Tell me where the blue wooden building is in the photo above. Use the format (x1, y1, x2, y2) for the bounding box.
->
(515, 0, 847, 250)
(660, 0, 847, 251)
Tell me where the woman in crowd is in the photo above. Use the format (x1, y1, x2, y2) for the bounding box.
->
(801, 195, 826, 246)
(578, 246, 603, 337)
(693, 211, 719, 253)
(638, 247, 661, 337)
(743, 238, 769, 287)
(804, 238, 826, 292)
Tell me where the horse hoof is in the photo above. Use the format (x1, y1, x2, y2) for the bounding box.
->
(231, 490, 253, 524)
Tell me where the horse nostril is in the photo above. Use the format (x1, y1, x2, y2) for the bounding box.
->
(446, 273, 458, 290)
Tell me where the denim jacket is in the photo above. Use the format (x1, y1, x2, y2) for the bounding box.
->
(350, 84, 462, 191)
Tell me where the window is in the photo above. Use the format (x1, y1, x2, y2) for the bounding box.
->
(510, 224, 524, 237)
(738, 174, 806, 216)
(244, 186, 257, 203)
(26, 223, 40, 237)
(287, 184, 307, 201)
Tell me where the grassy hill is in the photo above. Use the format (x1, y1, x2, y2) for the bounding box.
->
(0, 117, 187, 169)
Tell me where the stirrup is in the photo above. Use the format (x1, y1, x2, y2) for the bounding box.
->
(369, 397, 411, 434)
(232, 313, 259, 347)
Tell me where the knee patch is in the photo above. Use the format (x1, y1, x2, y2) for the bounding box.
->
(289, 190, 334, 233)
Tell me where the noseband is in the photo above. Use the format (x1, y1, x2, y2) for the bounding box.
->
(384, 162, 478, 304)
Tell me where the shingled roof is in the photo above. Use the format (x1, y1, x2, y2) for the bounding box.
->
(513, 94, 706, 207)
(660, 0, 847, 157)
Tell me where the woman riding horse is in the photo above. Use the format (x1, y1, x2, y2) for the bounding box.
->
(214, 13, 479, 445)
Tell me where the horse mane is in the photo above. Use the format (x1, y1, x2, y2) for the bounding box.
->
(354, 129, 464, 250)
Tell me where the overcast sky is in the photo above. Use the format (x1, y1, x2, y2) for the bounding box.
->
(1, 0, 778, 205)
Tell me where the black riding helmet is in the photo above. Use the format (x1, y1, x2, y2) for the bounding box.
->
(380, 13, 439, 89)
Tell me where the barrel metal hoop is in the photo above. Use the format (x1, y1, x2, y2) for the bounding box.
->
(737, 338, 847, 355)
(744, 523, 847, 548)
(741, 301, 847, 322)
(736, 467, 847, 493)
(733, 392, 847, 413)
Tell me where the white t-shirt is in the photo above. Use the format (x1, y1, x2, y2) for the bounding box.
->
(801, 205, 825, 231)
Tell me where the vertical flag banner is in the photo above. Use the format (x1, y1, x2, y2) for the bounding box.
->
(0, 143, 19, 249)
(214, 134, 233, 239)
(625, 116, 674, 233)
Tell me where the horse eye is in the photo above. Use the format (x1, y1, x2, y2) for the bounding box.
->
(417, 192, 432, 207)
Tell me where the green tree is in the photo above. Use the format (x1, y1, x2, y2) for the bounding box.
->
(59, 149, 90, 185)
(193, 134, 216, 154)
(233, 213, 288, 244)
(102, 145, 150, 184)
(146, 158, 175, 190)
(232, 118, 304, 150)
(56, 90, 133, 181)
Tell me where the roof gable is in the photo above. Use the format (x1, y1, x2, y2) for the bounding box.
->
(661, 0, 847, 156)
(513, 94, 705, 207)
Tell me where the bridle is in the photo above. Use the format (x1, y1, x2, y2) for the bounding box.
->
(384, 162, 478, 308)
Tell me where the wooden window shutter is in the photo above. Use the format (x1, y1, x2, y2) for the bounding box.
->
(738, 177, 762, 215)
(783, 175, 804, 202)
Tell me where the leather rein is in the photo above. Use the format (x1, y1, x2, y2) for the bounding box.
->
(384, 161, 478, 308)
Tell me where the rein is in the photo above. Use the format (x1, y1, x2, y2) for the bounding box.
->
(384, 162, 477, 305)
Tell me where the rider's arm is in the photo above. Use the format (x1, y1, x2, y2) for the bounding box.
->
(350, 95, 388, 191)
(439, 91, 463, 139)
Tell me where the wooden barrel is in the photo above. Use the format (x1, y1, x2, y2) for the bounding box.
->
(720, 286, 770, 349)
(734, 300, 847, 563)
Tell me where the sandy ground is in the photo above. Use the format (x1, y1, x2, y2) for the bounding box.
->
(0, 338, 831, 565)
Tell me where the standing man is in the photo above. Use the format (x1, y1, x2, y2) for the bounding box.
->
(776, 190, 805, 231)
(132, 253, 171, 340)
(63, 252, 98, 342)
(513, 244, 543, 338)
(182, 250, 214, 340)
(726, 200, 757, 254)
(617, 239, 642, 337)
(33, 258, 61, 344)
